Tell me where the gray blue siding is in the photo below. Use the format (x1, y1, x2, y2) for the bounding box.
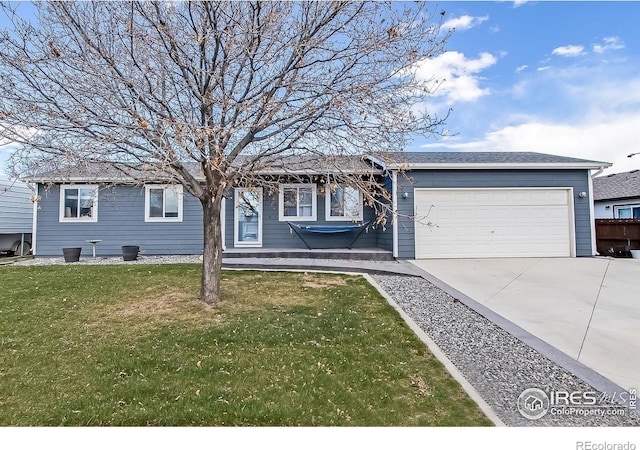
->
(34, 168, 595, 258)
(394, 169, 594, 258)
(223, 189, 379, 249)
(35, 183, 381, 257)
(35, 184, 204, 256)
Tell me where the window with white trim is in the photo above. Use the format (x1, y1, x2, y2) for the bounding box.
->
(145, 185, 183, 222)
(59, 185, 98, 222)
(278, 184, 317, 221)
(614, 204, 640, 219)
(235, 188, 262, 247)
(325, 185, 363, 221)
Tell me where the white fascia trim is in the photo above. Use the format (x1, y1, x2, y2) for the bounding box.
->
(386, 162, 613, 170)
(363, 155, 387, 171)
(256, 168, 381, 174)
(25, 177, 135, 184)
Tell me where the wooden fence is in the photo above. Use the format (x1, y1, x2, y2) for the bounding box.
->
(595, 219, 640, 257)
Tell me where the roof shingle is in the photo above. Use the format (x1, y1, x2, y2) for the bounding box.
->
(24, 151, 612, 182)
(593, 170, 640, 201)
(382, 151, 609, 166)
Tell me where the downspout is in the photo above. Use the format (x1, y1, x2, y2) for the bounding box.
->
(589, 167, 605, 256)
(31, 182, 38, 256)
(392, 170, 398, 259)
(591, 166, 605, 179)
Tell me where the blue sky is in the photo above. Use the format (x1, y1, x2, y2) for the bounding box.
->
(410, 1, 640, 175)
(1, 1, 639, 175)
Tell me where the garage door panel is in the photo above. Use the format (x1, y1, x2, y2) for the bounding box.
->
(415, 188, 572, 258)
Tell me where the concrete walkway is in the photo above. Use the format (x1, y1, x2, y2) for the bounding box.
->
(222, 257, 423, 276)
(409, 257, 640, 391)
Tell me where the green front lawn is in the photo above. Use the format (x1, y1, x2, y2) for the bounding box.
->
(0, 265, 491, 426)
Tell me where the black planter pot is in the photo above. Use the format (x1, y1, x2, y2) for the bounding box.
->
(62, 247, 82, 263)
(122, 245, 140, 261)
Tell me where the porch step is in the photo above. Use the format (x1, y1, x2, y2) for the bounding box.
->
(222, 248, 394, 261)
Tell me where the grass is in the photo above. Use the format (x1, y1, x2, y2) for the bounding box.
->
(0, 264, 492, 426)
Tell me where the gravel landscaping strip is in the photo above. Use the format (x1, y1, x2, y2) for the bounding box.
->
(371, 274, 640, 427)
(10, 255, 204, 266)
(9, 255, 401, 267)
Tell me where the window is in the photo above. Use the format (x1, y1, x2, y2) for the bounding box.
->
(326, 185, 363, 221)
(59, 185, 98, 222)
(145, 185, 183, 222)
(278, 184, 317, 221)
(615, 204, 640, 219)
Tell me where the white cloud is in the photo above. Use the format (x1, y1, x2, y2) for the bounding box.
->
(511, 60, 640, 123)
(593, 36, 625, 54)
(421, 114, 640, 175)
(552, 45, 585, 57)
(413, 51, 497, 103)
(416, 19, 640, 178)
(442, 15, 489, 32)
(512, 0, 530, 7)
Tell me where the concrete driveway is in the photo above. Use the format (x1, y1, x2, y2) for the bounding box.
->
(409, 257, 640, 391)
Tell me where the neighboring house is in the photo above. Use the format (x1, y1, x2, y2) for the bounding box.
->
(593, 169, 640, 219)
(25, 151, 610, 260)
(0, 176, 33, 255)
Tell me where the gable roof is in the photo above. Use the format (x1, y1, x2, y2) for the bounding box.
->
(376, 151, 610, 170)
(593, 169, 640, 201)
(23, 154, 380, 183)
(24, 151, 611, 183)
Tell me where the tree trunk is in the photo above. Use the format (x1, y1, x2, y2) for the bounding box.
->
(200, 194, 224, 305)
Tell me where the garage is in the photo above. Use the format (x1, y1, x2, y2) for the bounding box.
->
(414, 188, 575, 258)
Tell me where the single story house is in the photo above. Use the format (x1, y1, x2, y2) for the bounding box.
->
(25, 151, 610, 260)
(593, 169, 640, 219)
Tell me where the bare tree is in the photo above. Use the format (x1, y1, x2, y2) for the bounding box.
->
(0, 1, 450, 305)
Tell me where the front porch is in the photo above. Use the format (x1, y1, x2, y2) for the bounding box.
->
(222, 247, 394, 261)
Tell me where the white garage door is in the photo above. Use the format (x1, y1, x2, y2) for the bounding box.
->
(414, 188, 574, 258)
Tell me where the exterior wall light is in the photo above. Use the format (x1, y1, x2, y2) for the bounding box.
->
(402, 192, 409, 199)
(578, 192, 587, 198)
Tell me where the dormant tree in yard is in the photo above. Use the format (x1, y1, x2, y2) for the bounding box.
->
(0, 1, 450, 305)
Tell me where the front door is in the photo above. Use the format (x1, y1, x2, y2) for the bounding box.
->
(234, 188, 262, 247)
